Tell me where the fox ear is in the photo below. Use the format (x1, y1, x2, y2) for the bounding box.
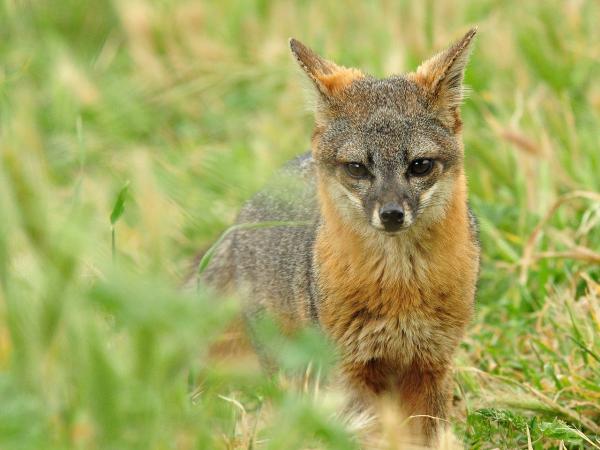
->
(289, 38, 364, 99)
(412, 28, 477, 132)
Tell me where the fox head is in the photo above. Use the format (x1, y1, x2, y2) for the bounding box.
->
(290, 29, 476, 235)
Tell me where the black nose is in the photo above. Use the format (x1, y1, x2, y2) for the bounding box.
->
(379, 203, 405, 231)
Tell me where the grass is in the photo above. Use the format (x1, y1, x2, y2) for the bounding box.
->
(1, 0, 599, 448)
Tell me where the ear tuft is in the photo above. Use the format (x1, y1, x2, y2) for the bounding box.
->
(289, 38, 363, 98)
(411, 28, 477, 131)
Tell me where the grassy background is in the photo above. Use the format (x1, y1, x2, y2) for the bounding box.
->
(1, 0, 600, 448)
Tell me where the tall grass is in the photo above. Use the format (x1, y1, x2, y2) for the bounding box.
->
(1, 0, 599, 448)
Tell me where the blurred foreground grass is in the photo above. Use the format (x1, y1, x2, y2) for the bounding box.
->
(1, 0, 600, 448)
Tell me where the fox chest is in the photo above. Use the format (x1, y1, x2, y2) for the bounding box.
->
(328, 303, 464, 369)
(316, 274, 473, 369)
(314, 222, 478, 369)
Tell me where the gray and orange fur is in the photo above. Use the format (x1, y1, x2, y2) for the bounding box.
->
(199, 29, 480, 444)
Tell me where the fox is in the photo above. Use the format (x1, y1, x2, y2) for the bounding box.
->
(198, 29, 480, 444)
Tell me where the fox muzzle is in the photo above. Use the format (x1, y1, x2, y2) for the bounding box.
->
(379, 203, 405, 231)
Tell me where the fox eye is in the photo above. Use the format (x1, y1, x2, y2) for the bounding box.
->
(345, 162, 369, 179)
(408, 158, 434, 176)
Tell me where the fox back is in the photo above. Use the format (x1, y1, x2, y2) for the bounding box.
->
(200, 29, 480, 444)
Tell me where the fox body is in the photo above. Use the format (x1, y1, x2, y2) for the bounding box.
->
(201, 30, 480, 442)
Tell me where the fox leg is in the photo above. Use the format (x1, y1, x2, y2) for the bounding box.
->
(397, 365, 452, 444)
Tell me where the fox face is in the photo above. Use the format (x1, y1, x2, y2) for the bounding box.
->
(290, 29, 476, 235)
(312, 78, 463, 234)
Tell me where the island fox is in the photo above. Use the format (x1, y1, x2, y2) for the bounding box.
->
(200, 29, 480, 443)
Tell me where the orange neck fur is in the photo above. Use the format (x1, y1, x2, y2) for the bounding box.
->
(314, 171, 477, 330)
